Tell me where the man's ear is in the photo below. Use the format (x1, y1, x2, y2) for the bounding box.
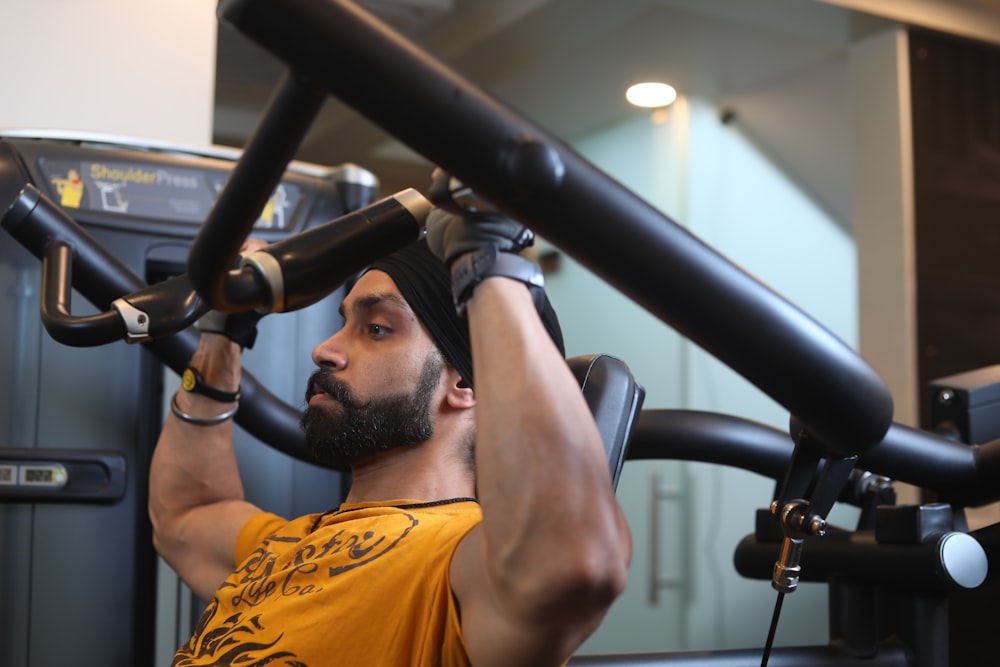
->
(444, 366, 475, 409)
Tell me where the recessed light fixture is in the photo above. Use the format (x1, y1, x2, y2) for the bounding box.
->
(626, 82, 677, 108)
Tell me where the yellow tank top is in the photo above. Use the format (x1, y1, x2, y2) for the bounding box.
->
(172, 498, 481, 667)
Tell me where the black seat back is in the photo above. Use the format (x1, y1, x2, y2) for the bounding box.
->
(568, 354, 645, 490)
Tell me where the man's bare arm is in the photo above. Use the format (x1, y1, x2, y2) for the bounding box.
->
(453, 277, 632, 666)
(148, 333, 262, 601)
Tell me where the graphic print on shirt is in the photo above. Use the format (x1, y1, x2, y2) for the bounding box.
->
(172, 600, 307, 667)
(173, 512, 420, 666)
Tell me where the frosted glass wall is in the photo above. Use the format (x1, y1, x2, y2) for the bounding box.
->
(549, 96, 858, 655)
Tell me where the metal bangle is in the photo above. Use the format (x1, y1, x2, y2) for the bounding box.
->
(170, 391, 238, 426)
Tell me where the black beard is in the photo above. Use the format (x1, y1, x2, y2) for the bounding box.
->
(300, 353, 443, 470)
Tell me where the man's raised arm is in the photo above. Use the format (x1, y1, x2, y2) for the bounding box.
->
(148, 328, 263, 602)
(428, 208, 632, 666)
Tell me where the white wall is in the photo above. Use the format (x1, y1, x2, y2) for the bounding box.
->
(556, 92, 859, 654)
(0, 0, 216, 144)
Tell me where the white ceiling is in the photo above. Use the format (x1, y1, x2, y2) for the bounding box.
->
(213, 0, 1000, 226)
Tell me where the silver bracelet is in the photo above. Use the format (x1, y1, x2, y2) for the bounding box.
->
(170, 391, 238, 426)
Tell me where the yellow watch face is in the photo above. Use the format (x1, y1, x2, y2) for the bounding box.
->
(181, 368, 197, 392)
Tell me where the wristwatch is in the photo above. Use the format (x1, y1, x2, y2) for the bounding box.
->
(450, 245, 545, 316)
(181, 366, 240, 403)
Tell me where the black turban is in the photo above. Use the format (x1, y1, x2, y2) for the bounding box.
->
(368, 239, 564, 389)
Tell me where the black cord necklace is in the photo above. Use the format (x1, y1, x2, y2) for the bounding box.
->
(309, 497, 477, 532)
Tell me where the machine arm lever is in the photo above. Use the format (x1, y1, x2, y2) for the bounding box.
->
(186, 70, 326, 312)
(628, 409, 1000, 508)
(219, 0, 894, 458)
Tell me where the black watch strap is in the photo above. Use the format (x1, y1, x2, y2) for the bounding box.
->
(181, 366, 240, 403)
(451, 245, 545, 316)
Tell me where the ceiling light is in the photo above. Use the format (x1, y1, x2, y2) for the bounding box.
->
(626, 82, 677, 108)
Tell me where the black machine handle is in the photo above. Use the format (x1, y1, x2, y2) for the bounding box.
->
(39, 238, 208, 347)
(3, 184, 206, 346)
(216, 0, 893, 459)
(2, 182, 428, 347)
(238, 188, 430, 313)
(41, 239, 129, 346)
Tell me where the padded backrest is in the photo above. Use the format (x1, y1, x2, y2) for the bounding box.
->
(568, 354, 645, 490)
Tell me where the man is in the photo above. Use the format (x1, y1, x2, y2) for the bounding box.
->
(149, 206, 632, 666)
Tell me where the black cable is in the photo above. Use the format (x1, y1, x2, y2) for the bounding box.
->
(760, 590, 784, 667)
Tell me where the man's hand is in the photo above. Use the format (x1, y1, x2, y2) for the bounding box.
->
(196, 238, 268, 349)
(197, 308, 265, 349)
(425, 208, 534, 266)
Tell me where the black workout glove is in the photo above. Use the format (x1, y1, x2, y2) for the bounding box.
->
(197, 308, 264, 349)
(425, 208, 535, 267)
(425, 207, 544, 316)
(196, 238, 269, 348)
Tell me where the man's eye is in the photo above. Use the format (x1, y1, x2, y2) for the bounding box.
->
(368, 323, 389, 336)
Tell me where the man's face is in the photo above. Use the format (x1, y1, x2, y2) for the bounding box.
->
(301, 270, 447, 469)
